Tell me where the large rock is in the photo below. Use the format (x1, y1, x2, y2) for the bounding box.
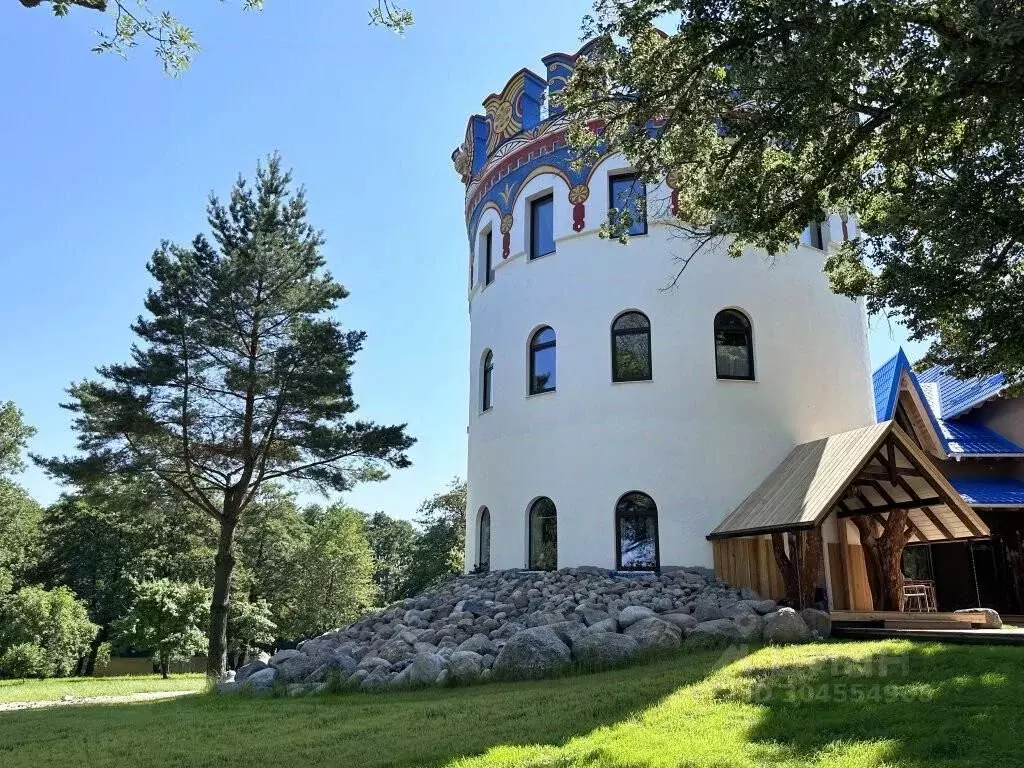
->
(734, 613, 764, 642)
(955, 608, 1003, 629)
(623, 617, 682, 651)
(660, 613, 699, 633)
(276, 654, 321, 684)
(800, 608, 832, 638)
(586, 617, 618, 633)
(243, 667, 278, 691)
(493, 627, 571, 680)
(458, 633, 497, 655)
(448, 651, 484, 683)
(235, 659, 268, 683)
(547, 620, 587, 648)
(693, 599, 724, 622)
(268, 649, 303, 667)
(617, 605, 656, 629)
(571, 632, 640, 668)
(763, 608, 811, 644)
(684, 619, 741, 649)
(407, 652, 447, 686)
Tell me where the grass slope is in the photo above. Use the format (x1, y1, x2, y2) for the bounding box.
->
(0, 674, 206, 704)
(2, 641, 1022, 767)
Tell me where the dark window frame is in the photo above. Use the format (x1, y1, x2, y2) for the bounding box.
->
(615, 491, 660, 571)
(484, 228, 494, 286)
(528, 497, 558, 571)
(807, 220, 825, 250)
(714, 309, 755, 381)
(529, 193, 556, 260)
(529, 326, 556, 395)
(611, 310, 652, 382)
(608, 173, 648, 237)
(478, 507, 491, 572)
(481, 350, 493, 412)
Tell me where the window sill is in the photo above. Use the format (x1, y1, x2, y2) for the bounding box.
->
(716, 376, 758, 383)
(529, 249, 556, 261)
(612, 377, 653, 385)
(527, 389, 556, 398)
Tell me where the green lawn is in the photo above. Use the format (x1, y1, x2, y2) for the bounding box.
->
(1, 640, 1022, 767)
(0, 673, 206, 704)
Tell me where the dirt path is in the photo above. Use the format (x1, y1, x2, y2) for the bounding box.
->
(0, 689, 198, 713)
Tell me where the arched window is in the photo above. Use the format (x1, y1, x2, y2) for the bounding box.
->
(481, 350, 494, 412)
(528, 497, 557, 570)
(477, 507, 491, 572)
(714, 309, 754, 380)
(529, 326, 556, 395)
(611, 311, 652, 382)
(616, 492, 659, 571)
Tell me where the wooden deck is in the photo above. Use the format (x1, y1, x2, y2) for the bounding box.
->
(830, 609, 1024, 644)
(830, 609, 991, 628)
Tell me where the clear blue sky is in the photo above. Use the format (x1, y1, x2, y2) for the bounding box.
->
(0, 0, 925, 520)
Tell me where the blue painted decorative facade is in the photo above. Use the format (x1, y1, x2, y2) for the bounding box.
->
(452, 42, 622, 253)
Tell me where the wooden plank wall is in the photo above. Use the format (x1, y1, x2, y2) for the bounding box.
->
(712, 537, 787, 601)
(827, 543, 874, 610)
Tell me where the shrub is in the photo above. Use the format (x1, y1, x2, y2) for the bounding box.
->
(0, 642, 52, 678)
(0, 586, 98, 678)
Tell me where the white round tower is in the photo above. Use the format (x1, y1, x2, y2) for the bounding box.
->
(454, 44, 874, 573)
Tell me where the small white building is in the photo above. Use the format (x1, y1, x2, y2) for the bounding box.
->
(454, 44, 875, 574)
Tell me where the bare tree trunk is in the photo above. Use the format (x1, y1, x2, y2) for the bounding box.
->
(771, 532, 801, 606)
(851, 513, 912, 611)
(206, 509, 239, 678)
(84, 625, 109, 677)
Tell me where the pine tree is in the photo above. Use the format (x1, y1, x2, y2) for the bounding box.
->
(41, 156, 415, 676)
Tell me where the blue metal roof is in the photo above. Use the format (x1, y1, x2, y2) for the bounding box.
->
(916, 365, 1007, 419)
(952, 478, 1024, 507)
(872, 350, 907, 422)
(871, 349, 1021, 457)
(938, 419, 1024, 457)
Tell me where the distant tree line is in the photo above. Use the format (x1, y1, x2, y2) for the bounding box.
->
(0, 404, 465, 679)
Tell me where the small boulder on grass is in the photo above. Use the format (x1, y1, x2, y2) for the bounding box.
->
(800, 608, 832, 638)
(623, 617, 682, 651)
(492, 626, 571, 680)
(571, 632, 639, 668)
(684, 619, 741, 650)
(763, 608, 811, 644)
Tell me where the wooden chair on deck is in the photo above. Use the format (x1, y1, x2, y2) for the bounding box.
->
(902, 580, 937, 612)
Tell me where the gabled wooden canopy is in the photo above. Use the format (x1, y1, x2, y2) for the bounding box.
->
(709, 421, 988, 542)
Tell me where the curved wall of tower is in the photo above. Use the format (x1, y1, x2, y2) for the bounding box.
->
(454, 44, 874, 572)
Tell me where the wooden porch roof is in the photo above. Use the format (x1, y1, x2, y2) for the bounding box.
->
(709, 421, 989, 541)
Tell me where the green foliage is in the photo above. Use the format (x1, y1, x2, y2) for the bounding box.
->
(282, 505, 375, 638)
(0, 643, 52, 679)
(115, 579, 208, 677)
(226, 598, 275, 664)
(0, 402, 41, 595)
(0, 402, 36, 479)
(23, 1, 412, 75)
(363, 511, 417, 605)
(0, 586, 98, 678)
(565, 0, 1024, 382)
(0, 482, 43, 595)
(402, 479, 466, 597)
(233, 485, 308, 629)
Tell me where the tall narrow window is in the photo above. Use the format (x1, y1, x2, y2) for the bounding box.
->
(612, 311, 652, 382)
(478, 507, 491, 572)
(530, 194, 555, 259)
(616, 492, 659, 571)
(529, 326, 556, 395)
(609, 173, 647, 236)
(484, 229, 494, 286)
(481, 350, 493, 412)
(714, 309, 754, 380)
(528, 497, 557, 570)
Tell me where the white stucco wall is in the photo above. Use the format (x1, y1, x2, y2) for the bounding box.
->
(463, 158, 874, 572)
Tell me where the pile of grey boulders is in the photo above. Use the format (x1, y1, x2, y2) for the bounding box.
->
(217, 566, 830, 696)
